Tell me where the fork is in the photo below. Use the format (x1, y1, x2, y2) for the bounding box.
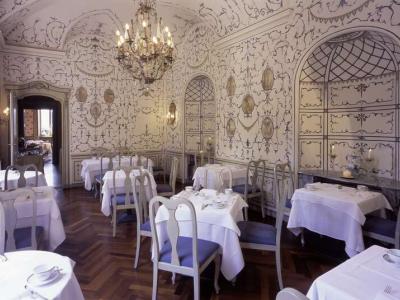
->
(384, 285, 392, 295)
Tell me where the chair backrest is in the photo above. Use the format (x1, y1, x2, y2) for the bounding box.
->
(276, 288, 309, 300)
(15, 155, 44, 174)
(0, 201, 5, 255)
(135, 154, 149, 169)
(133, 171, 155, 227)
(4, 164, 39, 190)
(273, 162, 294, 213)
(245, 160, 266, 194)
(218, 167, 233, 190)
(0, 188, 38, 251)
(149, 195, 199, 269)
(169, 157, 179, 193)
(100, 152, 114, 179)
(395, 208, 400, 248)
(92, 147, 108, 159)
(273, 163, 294, 247)
(112, 165, 139, 207)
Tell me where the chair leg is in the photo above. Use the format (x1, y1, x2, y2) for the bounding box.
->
(134, 235, 141, 269)
(112, 210, 117, 238)
(300, 229, 305, 247)
(244, 196, 248, 221)
(152, 263, 158, 300)
(213, 254, 221, 294)
(276, 249, 283, 290)
(171, 272, 176, 284)
(193, 273, 200, 300)
(260, 193, 265, 219)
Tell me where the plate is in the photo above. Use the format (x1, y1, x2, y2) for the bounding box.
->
(27, 270, 61, 287)
(383, 254, 400, 267)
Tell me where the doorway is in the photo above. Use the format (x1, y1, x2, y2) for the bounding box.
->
(17, 96, 62, 187)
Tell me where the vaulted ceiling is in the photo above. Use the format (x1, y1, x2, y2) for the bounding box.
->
(0, 0, 283, 50)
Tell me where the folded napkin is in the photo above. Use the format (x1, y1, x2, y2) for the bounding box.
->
(374, 291, 400, 300)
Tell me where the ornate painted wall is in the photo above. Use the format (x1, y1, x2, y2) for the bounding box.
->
(164, 0, 400, 208)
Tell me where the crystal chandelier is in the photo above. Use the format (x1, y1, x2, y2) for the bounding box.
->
(115, 0, 174, 84)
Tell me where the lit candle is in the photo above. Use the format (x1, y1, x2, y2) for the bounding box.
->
(368, 148, 372, 160)
(331, 145, 335, 156)
(125, 23, 129, 30)
(116, 30, 120, 36)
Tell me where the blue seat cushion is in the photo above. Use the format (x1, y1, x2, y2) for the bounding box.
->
(141, 220, 151, 232)
(157, 184, 173, 193)
(94, 174, 103, 182)
(232, 184, 260, 194)
(285, 198, 292, 209)
(159, 236, 219, 267)
(363, 215, 396, 238)
(14, 226, 44, 249)
(237, 221, 276, 245)
(112, 194, 135, 205)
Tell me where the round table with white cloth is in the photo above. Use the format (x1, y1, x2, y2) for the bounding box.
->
(0, 250, 84, 300)
(0, 170, 47, 190)
(81, 156, 154, 191)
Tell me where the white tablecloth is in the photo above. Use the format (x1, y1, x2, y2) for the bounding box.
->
(192, 164, 248, 191)
(154, 189, 248, 280)
(308, 245, 400, 300)
(101, 169, 157, 216)
(0, 186, 66, 251)
(0, 170, 47, 190)
(288, 183, 392, 257)
(81, 156, 154, 191)
(0, 250, 84, 300)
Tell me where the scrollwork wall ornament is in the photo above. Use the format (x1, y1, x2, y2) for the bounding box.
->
(226, 118, 236, 149)
(261, 117, 274, 153)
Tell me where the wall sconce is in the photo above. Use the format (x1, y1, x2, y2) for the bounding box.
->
(0, 106, 9, 125)
(167, 101, 176, 125)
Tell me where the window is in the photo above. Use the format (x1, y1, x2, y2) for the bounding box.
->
(38, 109, 53, 137)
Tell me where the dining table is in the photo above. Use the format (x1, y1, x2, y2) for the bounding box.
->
(307, 245, 400, 300)
(101, 168, 157, 216)
(192, 164, 248, 192)
(0, 186, 66, 251)
(154, 189, 248, 281)
(0, 170, 48, 190)
(81, 156, 154, 191)
(287, 182, 392, 257)
(0, 250, 84, 300)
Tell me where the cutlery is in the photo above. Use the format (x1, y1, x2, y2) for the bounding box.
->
(201, 203, 210, 210)
(384, 285, 392, 295)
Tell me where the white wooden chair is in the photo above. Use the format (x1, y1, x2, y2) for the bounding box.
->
(133, 170, 156, 268)
(0, 188, 44, 251)
(273, 163, 295, 219)
(276, 288, 309, 300)
(94, 152, 113, 199)
(217, 166, 233, 192)
(156, 157, 178, 197)
(153, 152, 166, 183)
(4, 164, 39, 191)
(111, 166, 139, 237)
(0, 201, 5, 257)
(232, 160, 266, 220)
(149, 195, 221, 300)
(363, 207, 400, 249)
(236, 162, 291, 290)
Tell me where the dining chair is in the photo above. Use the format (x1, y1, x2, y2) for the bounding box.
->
(0, 188, 44, 251)
(153, 152, 166, 183)
(94, 152, 113, 199)
(273, 163, 295, 218)
(156, 157, 179, 197)
(149, 195, 221, 300)
(236, 162, 290, 290)
(133, 170, 156, 268)
(15, 155, 44, 174)
(363, 207, 400, 249)
(276, 288, 309, 300)
(217, 166, 233, 191)
(0, 201, 5, 255)
(111, 165, 139, 237)
(4, 164, 39, 191)
(232, 160, 266, 220)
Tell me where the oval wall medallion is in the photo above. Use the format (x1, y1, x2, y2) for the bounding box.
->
(226, 76, 236, 97)
(104, 88, 115, 104)
(226, 118, 236, 138)
(75, 86, 88, 103)
(242, 94, 255, 117)
(89, 102, 102, 120)
(261, 67, 274, 91)
(261, 117, 274, 140)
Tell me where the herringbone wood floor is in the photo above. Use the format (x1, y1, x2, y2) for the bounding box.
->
(53, 187, 347, 300)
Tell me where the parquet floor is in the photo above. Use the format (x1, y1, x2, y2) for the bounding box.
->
(53, 187, 347, 300)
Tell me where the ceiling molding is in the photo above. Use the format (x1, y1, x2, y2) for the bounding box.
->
(0, 42, 65, 58)
(0, 0, 42, 24)
(213, 8, 292, 50)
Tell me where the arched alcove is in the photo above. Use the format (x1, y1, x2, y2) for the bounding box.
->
(296, 30, 400, 180)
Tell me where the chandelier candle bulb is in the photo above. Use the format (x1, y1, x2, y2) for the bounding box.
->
(368, 148, 373, 160)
